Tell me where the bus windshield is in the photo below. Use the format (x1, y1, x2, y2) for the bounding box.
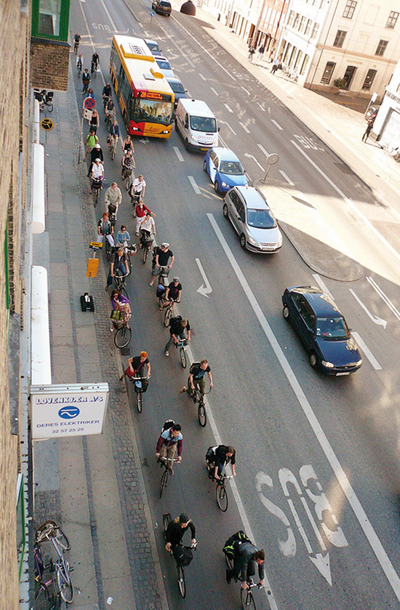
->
(133, 98, 174, 126)
(190, 116, 217, 132)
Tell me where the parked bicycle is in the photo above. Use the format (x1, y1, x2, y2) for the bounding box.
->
(158, 456, 180, 498)
(34, 543, 57, 608)
(34, 89, 54, 113)
(35, 520, 74, 604)
(162, 512, 197, 598)
(126, 374, 150, 413)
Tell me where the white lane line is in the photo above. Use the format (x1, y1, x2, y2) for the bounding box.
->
(157, 22, 196, 68)
(241, 86, 251, 96)
(271, 119, 283, 130)
(244, 153, 264, 171)
(173, 146, 184, 162)
(257, 143, 269, 157)
(257, 102, 266, 112)
(188, 176, 201, 194)
(207, 211, 400, 603)
(351, 332, 382, 370)
(366, 277, 400, 321)
(170, 15, 236, 81)
(291, 140, 400, 265)
(224, 103, 234, 113)
(349, 289, 387, 328)
(240, 122, 251, 134)
(219, 120, 237, 136)
(311, 274, 334, 300)
(199, 73, 206, 81)
(210, 87, 219, 96)
(279, 170, 294, 185)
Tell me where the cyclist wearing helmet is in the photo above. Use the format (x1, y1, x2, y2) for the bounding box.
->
(165, 513, 196, 553)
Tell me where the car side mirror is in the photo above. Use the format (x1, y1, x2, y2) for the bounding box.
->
(218, 127, 220, 132)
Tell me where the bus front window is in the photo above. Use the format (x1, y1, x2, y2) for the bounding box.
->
(133, 98, 174, 125)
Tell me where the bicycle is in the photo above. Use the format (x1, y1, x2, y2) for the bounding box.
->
(111, 312, 132, 349)
(163, 298, 178, 327)
(35, 521, 74, 604)
(126, 374, 150, 413)
(73, 40, 79, 55)
(158, 456, 179, 497)
(91, 177, 103, 206)
(155, 265, 169, 287)
(140, 230, 153, 264)
(113, 269, 129, 296)
(208, 470, 233, 512)
(186, 384, 211, 427)
(76, 61, 82, 77)
(224, 555, 262, 610)
(121, 165, 134, 190)
(162, 513, 196, 598)
(103, 234, 114, 262)
(108, 134, 118, 160)
(174, 336, 188, 369)
(34, 543, 56, 608)
(91, 62, 98, 79)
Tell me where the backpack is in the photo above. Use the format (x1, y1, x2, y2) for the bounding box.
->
(223, 531, 252, 559)
(156, 284, 166, 298)
(162, 419, 175, 432)
(173, 545, 193, 566)
(169, 315, 182, 328)
(205, 445, 218, 463)
(189, 362, 200, 375)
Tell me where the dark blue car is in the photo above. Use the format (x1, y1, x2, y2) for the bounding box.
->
(203, 147, 248, 194)
(282, 286, 362, 375)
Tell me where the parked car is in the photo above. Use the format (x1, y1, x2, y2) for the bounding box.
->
(223, 186, 282, 252)
(154, 56, 175, 79)
(144, 39, 162, 55)
(203, 147, 247, 193)
(166, 77, 187, 106)
(152, 0, 172, 16)
(282, 286, 363, 375)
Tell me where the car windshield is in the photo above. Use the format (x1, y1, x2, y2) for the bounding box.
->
(156, 60, 171, 70)
(220, 161, 243, 175)
(247, 208, 277, 229)
(170, 82, 185, 94)
(147, 42, 161, 54)
(190, 116, 217, 132)
(316, 316, 349, 339)
(132, 98, 174, 126)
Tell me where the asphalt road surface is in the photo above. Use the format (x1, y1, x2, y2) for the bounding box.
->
(70, 0, 400, 607)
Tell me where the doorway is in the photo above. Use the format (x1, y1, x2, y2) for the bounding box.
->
(342, 65, 357, 90)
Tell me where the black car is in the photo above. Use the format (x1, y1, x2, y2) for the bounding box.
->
(152, 0, 172, 15)
(282, 286, 362, 375)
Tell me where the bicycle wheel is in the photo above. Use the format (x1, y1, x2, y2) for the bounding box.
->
(114, 325, 131, 349)
(160, 468, 169, 498)
(177, 565, 186, 598)
(240, 588, 256, 610)
(136, 390, 143, 413)
(198, 401, 207, 427)
(142, 244, 148, 264)
(180, 346, 187, 369)
(56, 528, 71, 552)
(164, 305, 172, 327)
(57, 563, 74, 604)
(163, 512, 172, 534)
(94, 188, 99, 207)
(216, 482, 228, 512)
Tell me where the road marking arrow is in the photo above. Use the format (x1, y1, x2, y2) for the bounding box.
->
(244, 153, 265, 171)
(195, 258, 212, 297)
(349, 289, 387, 328)
(219, 120, 236, 135)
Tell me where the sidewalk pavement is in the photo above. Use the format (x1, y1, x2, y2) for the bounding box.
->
(32, 63, 168, 610)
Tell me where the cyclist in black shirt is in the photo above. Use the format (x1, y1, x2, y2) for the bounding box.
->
(150, 243, 174, 286)
(102, 83, 112, 109)
(165, 317, 190, 356)
(207, 445, 236, 480)
(165, 514, 196, 553)
(160, 277, 181, 311)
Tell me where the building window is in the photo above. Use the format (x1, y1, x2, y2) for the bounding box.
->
(288, 11, 295, 26)
(299, 16, 306, 31)
(375, 39, 388, 56)
(293, 13, 300, 29)
(311, 23, 319, 39)
(386, 11, 399, 29)
(362, 69, 377, 90)
(333, 30, 347, 47)
(304, 19, 312, 36)
(31, 0, 70, 41)
(321, 61, 336, 84)
(294, 50, 303, 70)
(343, 1, 357, 18)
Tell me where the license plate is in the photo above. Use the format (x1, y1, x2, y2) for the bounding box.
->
(336, 372, 350, 376)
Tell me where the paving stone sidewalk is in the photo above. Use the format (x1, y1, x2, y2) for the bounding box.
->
(32, 62, 168, 610)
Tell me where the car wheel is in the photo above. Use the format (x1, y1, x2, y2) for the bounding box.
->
(309, 352, 318, 368)
(184, 138, 189, 150)
(203, 160, 207, 173)
(214, 180, 219, 194)
(223, 203, 229, 219)
(240, 234, 246, 249)
(283, 305, 290, 320)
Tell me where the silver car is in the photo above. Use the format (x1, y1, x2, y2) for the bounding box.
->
(223, 186, 282, 253)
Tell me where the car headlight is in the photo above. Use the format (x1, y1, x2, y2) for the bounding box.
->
(321, 360, 334, 368)
(221, 181, 228, 188)
(247, 236, 258, 247)
(355, 359, 363, 366)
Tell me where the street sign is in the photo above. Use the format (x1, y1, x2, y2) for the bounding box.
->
(83, 108, 93, 121)
(40, 118, 55, 131)
(84, 97, 96, 110)
(150, 10, 154, 15)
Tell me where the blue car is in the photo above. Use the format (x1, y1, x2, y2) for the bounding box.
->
(203, 147, 248, 194)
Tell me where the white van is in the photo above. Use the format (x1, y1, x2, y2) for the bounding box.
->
(175, 98, 219, 152)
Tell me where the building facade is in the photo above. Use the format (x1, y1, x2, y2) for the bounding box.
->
(373, 58, 400, 149)
(277, 0, 400, 99)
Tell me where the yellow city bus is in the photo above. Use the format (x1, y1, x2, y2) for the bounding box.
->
(109, 35, 175, 139)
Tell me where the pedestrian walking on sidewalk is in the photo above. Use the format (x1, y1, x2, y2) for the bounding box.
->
(257, 44, 265, 60)
(362, 122, 373, 142)
(248, 47, 256, 62)
(271, 58, 279, 75)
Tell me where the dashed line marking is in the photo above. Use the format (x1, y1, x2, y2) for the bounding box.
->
(210, 87, 219, 96)
(271, 119, 283, 130)
(188, 176, 201, 194)
(224, 103, 234, 113)
(173, 147, 184, 162)
(240, 122, 251, 134)
(279, 170, 294, 185)
(257, 144, 269, 157)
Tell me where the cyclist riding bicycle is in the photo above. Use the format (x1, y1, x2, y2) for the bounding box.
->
(104, 182, 122, 216)
(121, 149, 135, 178)
(181, 359, 213, 397)
(76, 54, 83, 72)
(225, 533, 265, 589)
(82, 68, 91, 94)
(150, 242, 174, 287)
(160, 277, 182, 311)
(90, 158, 104, 193)
(164, 513, 196, 556)
(91, 52, 99, 74)
(97, 212, 114, 245)
(206, 445, 236, 480)
(110, 290, 131, 324)
(115, 225, 131, 247)
(120, 352, 151, 386)
(129, 174, 146, 202)
(105, 99, 117, 124)
(156, 422, 183, 463)
(106, 246, 129, 289)
(164, 316, 190, 357)
(74, 32, 81, 53)
(108, 119, 120, 146)
(102, 83, 112, 108)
